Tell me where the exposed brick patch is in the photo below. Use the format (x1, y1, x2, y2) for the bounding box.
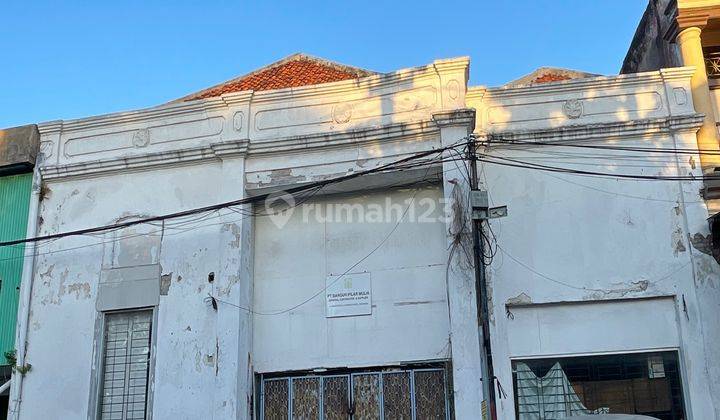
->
(533, 74, 572, 84)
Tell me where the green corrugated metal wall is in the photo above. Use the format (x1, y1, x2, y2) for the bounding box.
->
(0, 173, 32, 365)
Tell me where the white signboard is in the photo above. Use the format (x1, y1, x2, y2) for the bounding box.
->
(326, 272, 372, 318)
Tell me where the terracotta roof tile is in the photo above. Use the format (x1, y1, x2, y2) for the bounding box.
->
(504, 67, 599, 88)
(533, 73, 572, 84)
(179, 54, 375, 101)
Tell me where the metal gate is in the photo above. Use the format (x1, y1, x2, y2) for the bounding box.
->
(261, 368, 449, 420)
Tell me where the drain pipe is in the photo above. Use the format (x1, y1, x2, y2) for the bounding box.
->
(8, 164, 42, 420)
(0, 380, 10, 395)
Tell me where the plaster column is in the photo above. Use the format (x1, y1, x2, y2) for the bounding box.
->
(212, 146, 253, 419)
(677, 25, 720, 173)
(433, 109, 487, 419)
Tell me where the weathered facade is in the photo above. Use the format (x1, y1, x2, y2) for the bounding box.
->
(5, 52, 720, 420)
(469, 68, 720, 419)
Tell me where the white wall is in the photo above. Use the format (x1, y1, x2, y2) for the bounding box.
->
(15, 59, 720, 420)
(478, 135, 720, 419)
(466, 68, 720, 419)
(505, 298, 680, 357)
(19, 162, 251, 419)
(253, 186, 450, 372)
(15, 57, 475, 419)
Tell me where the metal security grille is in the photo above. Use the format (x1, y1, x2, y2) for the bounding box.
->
(264, 379, 289, 420)
(382, 372, 412, 419)
(293, 377, 321, 419)
(261, 367, 448, 420)
(414, 370, 447, 419)
(99, 310, 153, 420)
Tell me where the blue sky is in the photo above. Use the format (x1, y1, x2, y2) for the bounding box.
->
(1, 1, 647, 128)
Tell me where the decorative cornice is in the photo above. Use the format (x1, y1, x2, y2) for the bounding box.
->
(37, 120, 64, 135)
(41, 139, 248, 180)
(35, 57, 470, 136)
(659, 66, 697, 81)
(38, 118, 445, 179)
(249, 119, 441, 155)
(677, 12, 710, 30)
(432, 109, 476, 129)
(41, 98, 230, 134)
(480, 114, 705, 144)
(483, 67, 694, 99)
(199, 57, 470, 106)
(431, 57, 470, 73)
(466, 86, 487, 101)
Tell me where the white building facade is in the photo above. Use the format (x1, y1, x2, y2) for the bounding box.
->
(6, 55, 720, 419)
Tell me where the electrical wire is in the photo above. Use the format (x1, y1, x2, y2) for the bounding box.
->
(495, 243, 691, 293)
(477, 154, 709, 182)
(0, 140, 470, 249)
(0, 146, 466, 264)
(479, 137, 720, 156)
(212, 165, 433, 316)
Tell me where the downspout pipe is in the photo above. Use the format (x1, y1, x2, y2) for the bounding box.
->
(0, 380, 10, 395)
(8, 164, 42, 420)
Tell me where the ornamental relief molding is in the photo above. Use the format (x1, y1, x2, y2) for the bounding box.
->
(253, 85, 438, 132)
(486, 91, 663, 126)
(132, 129, 150, 147)
(562, 99, 583, 119)
(446, 79, 461, 100)
(233, 111, 244, 131)
(332, 103, 353, 124)
(62, 116, 225, 158)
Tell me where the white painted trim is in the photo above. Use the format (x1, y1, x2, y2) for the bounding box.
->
(472, 66, 697, 99)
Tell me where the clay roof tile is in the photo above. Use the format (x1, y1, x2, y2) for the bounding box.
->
(178, 53, 376, 101)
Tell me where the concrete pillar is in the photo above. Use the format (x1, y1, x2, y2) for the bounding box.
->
(677, 25, 720, 173)
(433, 109, 487, 419)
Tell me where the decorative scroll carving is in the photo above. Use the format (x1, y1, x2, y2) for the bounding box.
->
(446, 79, 460, 100)
(63, 117, 225, 158)
(233, 111, 244, 131)
(254, 86, 437, 132)
(132, 129, 150, 148)
(489, 92, 662, 126)
(672, 87, 687, 106)
(562, 99, 583, 119)
(332, 103, 353, 124)
(40, 141, 55, 159)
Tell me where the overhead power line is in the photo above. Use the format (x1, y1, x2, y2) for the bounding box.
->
(479, 138, 720, 156)
(3, 134, 715, 249)
(212, 165, 431, 316)
(0, 140, 469, 249)
(477, 154, 713, 182)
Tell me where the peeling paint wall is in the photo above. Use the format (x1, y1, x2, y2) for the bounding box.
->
(16, 58, 720, 420)
(19, 161, 254, 419)
(476, 131, 720, 418)
(253, 187, 450, 372)
(17, 57, 472, 420)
